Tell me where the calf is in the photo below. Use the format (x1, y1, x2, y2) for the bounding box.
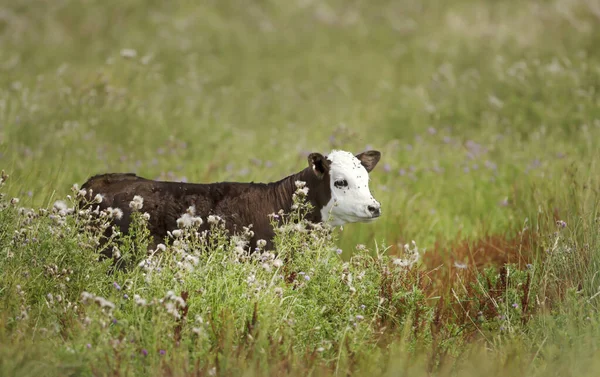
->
(80, 149, 382, 252)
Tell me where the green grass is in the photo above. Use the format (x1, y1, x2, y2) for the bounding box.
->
(1, 0, 600, 375)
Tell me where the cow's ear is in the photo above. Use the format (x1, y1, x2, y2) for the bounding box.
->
(356, 150, 381, 172)
(308, 153, 330, 179)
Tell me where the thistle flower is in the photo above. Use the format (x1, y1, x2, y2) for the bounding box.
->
(272, 259, 283, 268)
(53, 200, 68, 212)
(120, 48, 138, 59)
(129, 195, 144, 210)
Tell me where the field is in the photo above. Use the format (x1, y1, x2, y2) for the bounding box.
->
(1, 0, 600, 375)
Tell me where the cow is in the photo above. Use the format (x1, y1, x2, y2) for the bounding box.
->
(80, 149, 382, 255)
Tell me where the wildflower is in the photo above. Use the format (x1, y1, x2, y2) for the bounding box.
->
(86, 344, 92, 349)
(453, 261, 468, 269)
(120, 48, 138, 59)
(355, 314, 364, 321)
(142, 213, 150, 220)
(113, 282, 121, 291)
(53, 200, 68, 212)
(512, 303, 519, 309)
(94, 296, 115, 311)
(123, 294, 129, 299)
(304, 275, 310, 281)
(94, 194, 103, 203)
(274, 287, 283, 297)
(112, 318, 118, 324)
(316, 347, 325, 352)
(295, 181, 306, 189)
(336, 248, 343, 255)
(10, 198, 19, 206)
(107, 207, 123, 219)
(156, 243, 167, 252)
(141, 349, 148, 356)
(272, 259, 283, 268)
(256, 239, 267, 248)
(159, 349, 166, 355)
(207, 215, 219, 225)
(129, 195, 144, 210)
(556, 220, 567, 229)
(133, 294, 147, 306)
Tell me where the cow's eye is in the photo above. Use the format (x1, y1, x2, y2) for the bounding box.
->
(334, 179, 348, 189)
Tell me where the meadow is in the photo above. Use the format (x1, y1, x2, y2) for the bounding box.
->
(1, 0, 600, 375)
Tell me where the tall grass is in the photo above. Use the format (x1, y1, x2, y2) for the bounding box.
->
(1, 0, 600, 375)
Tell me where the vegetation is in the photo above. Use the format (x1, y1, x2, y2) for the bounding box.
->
(1, 0, 600, 375)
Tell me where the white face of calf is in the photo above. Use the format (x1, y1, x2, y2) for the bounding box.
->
(309, 149, 382, 227)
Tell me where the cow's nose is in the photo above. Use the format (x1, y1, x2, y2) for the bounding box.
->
(368, 205, 381, 217)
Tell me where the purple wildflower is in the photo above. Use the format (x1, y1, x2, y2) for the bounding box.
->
(556, 220, 567, 228)
(336, 248, 343, 255)
(142, 349, 148, 356)
(86, 343, 92, 349)
(159, 349, 166, 355)
(113, 282, 121, 291)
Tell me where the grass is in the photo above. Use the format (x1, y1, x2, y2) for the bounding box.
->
(1, 0, 600, 375)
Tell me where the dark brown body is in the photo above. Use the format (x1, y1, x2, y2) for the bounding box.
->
(80, 165, 331, 252)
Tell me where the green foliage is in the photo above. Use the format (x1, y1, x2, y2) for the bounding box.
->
(1, 0, 600, 375)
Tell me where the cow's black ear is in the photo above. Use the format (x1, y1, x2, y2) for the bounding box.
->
(308, 153, 330, 179)
(356, 150, 381, 172)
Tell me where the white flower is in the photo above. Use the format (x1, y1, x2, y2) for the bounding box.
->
(129, 195, 144, 210)
(177, 213, 193, 228)
(272, 259, 283, 268)
(94, 194, 103, 203)
(256, 239, 267, 248)
(53, 200, 68, 212)
(295, 180, 306, 189)
(106, 207, 123, 220)
(133, 294, 147, 306)
(120, 48, 138, 59)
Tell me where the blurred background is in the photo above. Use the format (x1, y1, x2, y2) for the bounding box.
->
(0, 0, 599, 251)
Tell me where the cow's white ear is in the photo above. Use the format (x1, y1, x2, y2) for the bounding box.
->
(356, 150, 381, 172)
(308, 153, 330, 179)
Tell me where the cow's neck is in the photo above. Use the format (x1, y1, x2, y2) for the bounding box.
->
(269, 168, 324, 223)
